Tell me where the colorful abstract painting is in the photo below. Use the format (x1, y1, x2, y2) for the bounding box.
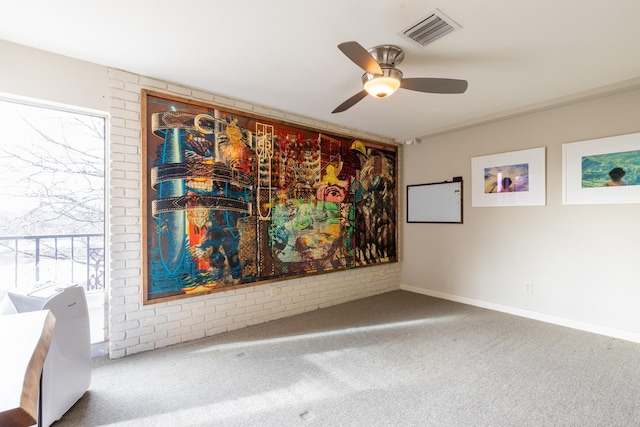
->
(142, 91, 397, 303)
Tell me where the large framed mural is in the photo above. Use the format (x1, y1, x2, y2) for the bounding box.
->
(141, 90, 397, 304)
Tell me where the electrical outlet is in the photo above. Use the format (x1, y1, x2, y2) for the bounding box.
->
(270, 285, 280, 297)
(524, 282, 533, 293)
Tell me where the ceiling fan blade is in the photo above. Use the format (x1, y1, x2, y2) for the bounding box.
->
(401, 78, 468, 94)
(332, 90, 368, 113)
(338, 41, 383, 75)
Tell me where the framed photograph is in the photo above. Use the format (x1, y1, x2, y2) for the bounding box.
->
(562, 132, 640, 205)
(141, 90, 398, 304)
(471, 147, 546, 207)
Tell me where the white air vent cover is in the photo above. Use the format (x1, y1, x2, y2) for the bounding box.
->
(400, 9, 461, 47)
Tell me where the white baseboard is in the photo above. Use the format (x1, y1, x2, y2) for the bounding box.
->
(400, 283, 640, 344)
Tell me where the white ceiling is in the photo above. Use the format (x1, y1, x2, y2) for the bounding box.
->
(2, 1, 640, 142)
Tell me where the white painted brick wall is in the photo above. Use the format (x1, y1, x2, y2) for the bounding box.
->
(107, 68, 402, 359)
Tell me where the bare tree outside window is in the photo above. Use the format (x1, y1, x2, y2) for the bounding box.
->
(0, 98, 106, 342)
(0, 100, 104, 236)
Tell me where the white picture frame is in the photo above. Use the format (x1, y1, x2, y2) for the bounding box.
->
(562, 132, 640, 205)
(471, 147, 546, 207)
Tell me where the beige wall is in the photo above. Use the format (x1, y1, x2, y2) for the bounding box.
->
(402, 87, 640, 341)
(0, 40, 109, 112)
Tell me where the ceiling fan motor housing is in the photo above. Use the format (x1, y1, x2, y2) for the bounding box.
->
(367, 45, 405, 66)
(360, 45, 405, 98)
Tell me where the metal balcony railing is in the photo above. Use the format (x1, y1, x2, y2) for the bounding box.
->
(0, 233, 104, 294)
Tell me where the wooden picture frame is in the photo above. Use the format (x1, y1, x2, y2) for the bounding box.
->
(141, 90, 398, 304)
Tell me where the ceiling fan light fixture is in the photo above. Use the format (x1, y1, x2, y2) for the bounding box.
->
(362, 68, 403, 98)
(333, 40, 467, 113)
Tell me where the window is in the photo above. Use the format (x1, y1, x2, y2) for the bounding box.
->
(0, 98, 106, 343)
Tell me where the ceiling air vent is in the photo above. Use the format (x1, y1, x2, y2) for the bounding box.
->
(399, 9, 461, 47)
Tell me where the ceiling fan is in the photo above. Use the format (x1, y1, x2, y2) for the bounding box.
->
(332, 41, 468, 113)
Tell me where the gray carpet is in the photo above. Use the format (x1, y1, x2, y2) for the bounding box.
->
(55, 291, 640, 426)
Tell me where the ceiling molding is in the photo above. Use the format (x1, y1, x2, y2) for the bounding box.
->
(413, 77, 640, 141)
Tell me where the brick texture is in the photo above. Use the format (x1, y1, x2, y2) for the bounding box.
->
(107, 68, 401, 359)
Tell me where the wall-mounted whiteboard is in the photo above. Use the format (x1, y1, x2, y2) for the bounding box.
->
(407, 181, 463, 223)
